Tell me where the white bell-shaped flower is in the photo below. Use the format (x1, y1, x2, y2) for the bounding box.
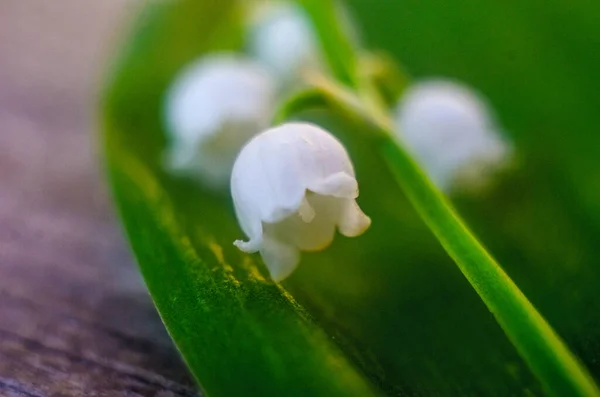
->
(394, 79, 511, 191)
(164, 53, 276, 188)
(231, 122, 371, 281)
(246, 1, 322, 86)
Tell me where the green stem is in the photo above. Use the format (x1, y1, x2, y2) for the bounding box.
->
(272, 88, 328, 125)
(358, 52, 411, 106)
(298, 0, 358, 87)
(381, 138, 600, 397)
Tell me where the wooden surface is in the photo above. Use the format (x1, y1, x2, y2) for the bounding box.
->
(0, 2, 200, 396)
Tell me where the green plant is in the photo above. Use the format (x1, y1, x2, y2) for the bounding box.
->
(101, 0, 600, 396)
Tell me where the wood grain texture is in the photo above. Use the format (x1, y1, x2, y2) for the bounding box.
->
(0, 1, 200, 396)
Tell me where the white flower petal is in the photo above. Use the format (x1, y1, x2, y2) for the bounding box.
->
(394, 79, 511, 191)
(231, 122, 370, 281)
(232, 122, 356, 224)
(164, 53, 276, 188)
(246, 1, 322, 86)
(297, 196, 316, 223)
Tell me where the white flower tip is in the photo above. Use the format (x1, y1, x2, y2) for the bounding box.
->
(338, 200, 371, 238)
(233, 239, 261, 254)
(260, 237, 300, 282)
(298, 197, 316, 223)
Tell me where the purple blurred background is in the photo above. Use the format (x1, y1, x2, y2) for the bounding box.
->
(0, 2, 198, 395)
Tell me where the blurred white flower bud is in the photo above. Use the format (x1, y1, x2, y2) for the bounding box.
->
(246, 1, 322, 87)
(231, 122, 371, 281)
(393, 79, 511, 191)
(164, 53, 276, 189)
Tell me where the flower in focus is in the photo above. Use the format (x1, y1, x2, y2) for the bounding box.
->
(231, 122, 371, 281)
(393, 79, 511, 191)
(246, 1, 323, 88)
(164, 53, 276, 188)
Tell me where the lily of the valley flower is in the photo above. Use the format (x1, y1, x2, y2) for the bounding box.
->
(247, 1, 322, 87)
(393, 79, 511, 191)
(231, 122, 371, 281)
(164, 53, 276, 188)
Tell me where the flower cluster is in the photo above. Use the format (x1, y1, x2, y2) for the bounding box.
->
(163, 2, 368, 281)
(162, 2, 511, 281)
(164, 1, 323, 189)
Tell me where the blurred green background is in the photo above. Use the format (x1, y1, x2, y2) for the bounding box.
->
(103, 0, 600, 396)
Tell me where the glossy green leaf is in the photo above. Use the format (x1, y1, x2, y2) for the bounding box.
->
(102, 0, 600, 396)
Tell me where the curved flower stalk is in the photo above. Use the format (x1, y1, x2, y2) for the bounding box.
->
(231, 122, 371, 281)
(246, 1, 323, 88)
(393, 79, 511, 191)
(164, 53, 276, 189)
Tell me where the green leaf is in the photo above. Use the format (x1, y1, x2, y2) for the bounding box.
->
(102, 0, 600, 396)
(104, 141, 380, 397)
(102, 1, 381, 397)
